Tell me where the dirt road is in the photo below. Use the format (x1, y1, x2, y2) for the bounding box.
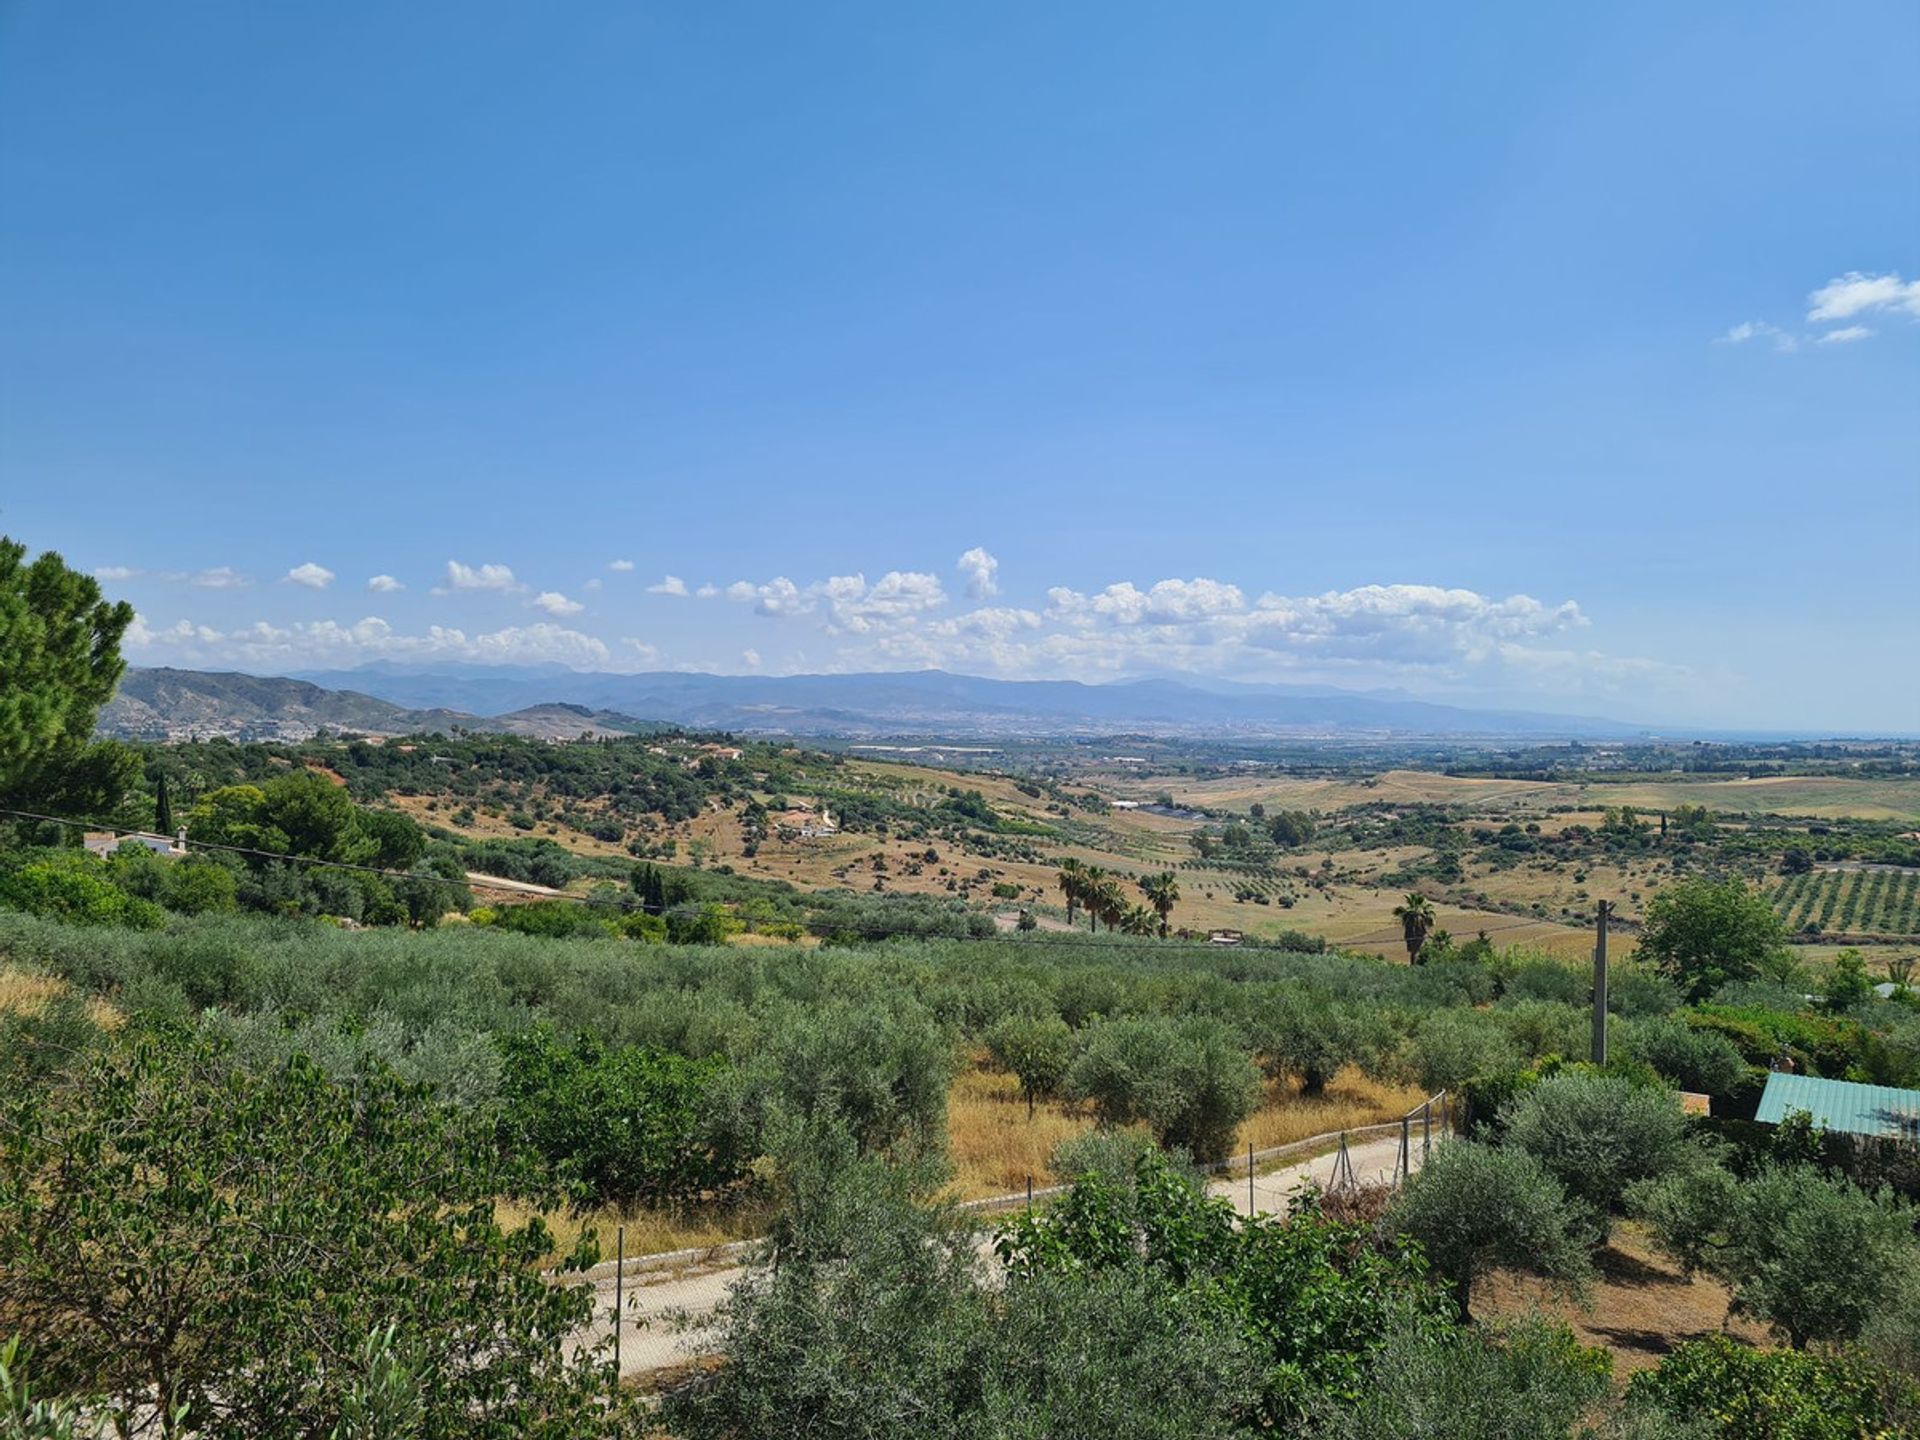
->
(576, 1130, 1421, 1379)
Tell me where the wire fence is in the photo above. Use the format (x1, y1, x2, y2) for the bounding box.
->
(578, 1092, 1456, 1376)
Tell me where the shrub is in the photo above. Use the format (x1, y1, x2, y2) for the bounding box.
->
(497, 1027, 737, 1207)
(1627, 1335, 1910, 1440)
(0, 1029, 619, 1438)
(0, 853, 163, 930)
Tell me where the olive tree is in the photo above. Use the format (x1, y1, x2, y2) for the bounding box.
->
(1067, 1015, 1260, 1164)
(1388, 1140, 1590, 1321)
(1501, 1071, 1694, 1231)
(1631, 1162, 1915, 1349)
(986, 1013, 1077, 1118)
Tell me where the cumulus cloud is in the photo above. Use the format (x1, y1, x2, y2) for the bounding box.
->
(608, 559, 636, 572)
(695, 583, 721, 599)
(94, 565, 139, 581)
(723, 570, 948, 632)
(531, 590, 585, 616)
(367, 574, 404, 593)
(957, 546, 1000, 600)
(741, 648, 763, 669)
(125, 612, 615, 670)
(1807, 271, 1920, 323)
(648, 575, 690, 597)
(1816, 325, 1875, 345)
(437, 560, 519, 593)
(284, 562, 335, 590)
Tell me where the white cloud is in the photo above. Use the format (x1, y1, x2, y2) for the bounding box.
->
(1816, 325, 1875, 345)
(695, 583, 721, 599)
(367, 574, 405, 593)
(1715, 320, 1796, 353)
(723, 570, 948, 632)
(608, 559, 636, 572)
(438, 560, 519, 593)
(648, 575, 690, 597)
(284, 562, 335, 590)
(531, 590, 585, 617)
(584, 578, 603, 591)
(126, 612, 616, 670)
(741, 648, 763, 669)
(622, 637, 660, 665)
(94, 565, 139, 581)
(1807, 271, 1920, 323)
(191, 567, 252, 589)
(1047, 577, 1247, 625)
(957, 546, 1000, 600)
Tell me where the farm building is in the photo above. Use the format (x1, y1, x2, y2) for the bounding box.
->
(83, 829, 187, 859)
(1755, 1073, 1920, 1141)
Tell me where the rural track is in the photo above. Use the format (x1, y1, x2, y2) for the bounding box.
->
(572, 1130, 1422, 1380)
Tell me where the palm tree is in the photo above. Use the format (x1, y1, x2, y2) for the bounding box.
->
(1393, 892, 1436, 965)
(1080, 867, 1113, 932)
(1140, 871, 1180, 937)
(1055, 858, 1086, 927)
(1120, 905, 1158, 937)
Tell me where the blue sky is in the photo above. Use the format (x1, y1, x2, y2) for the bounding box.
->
(2, 2, 1915, 730)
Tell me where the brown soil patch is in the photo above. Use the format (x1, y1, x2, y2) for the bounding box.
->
(1479, 1224, 1769, 1375)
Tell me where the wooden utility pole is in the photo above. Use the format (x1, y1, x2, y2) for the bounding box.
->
(1591, 901, 1612, 1066)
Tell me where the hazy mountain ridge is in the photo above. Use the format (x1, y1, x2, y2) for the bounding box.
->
(274, 664, 1645, 739)
(98, 669, 655, 742)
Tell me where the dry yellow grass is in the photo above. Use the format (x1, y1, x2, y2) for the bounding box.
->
(496, 1196, 771, 1268)
(947, 1065, 1098, 1199)
(1235, 1068, 1426, 1153)
(0, 965, 122, 1029)
(0, 965, 64, 1015)
(945, 1060, 1423, 1202)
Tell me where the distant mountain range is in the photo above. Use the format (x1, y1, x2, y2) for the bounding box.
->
(98, 663, 1650, 741)
(98, 668, 657, 742)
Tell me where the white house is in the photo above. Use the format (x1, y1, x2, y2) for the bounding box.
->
(84, 829, 187, 859)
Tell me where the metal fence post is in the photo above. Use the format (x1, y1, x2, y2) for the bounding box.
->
(1422, 1099, 1432, 1161)
(1396, 1115, 1410, 1184)
(1026, 1174, 1033, 1212)
(613, 1224, 624, 1376)
(1248, 1142, 1255, 1216)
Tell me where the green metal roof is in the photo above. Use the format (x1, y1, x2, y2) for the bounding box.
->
(1755, 1073, 1920, 1140)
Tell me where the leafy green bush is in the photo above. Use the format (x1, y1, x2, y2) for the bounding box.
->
(0, 1028, 618, 1438)
(1627, 1336, 1910, 1440)
(0, 852, 164, 929)
(497, 1027, 737, 1207)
